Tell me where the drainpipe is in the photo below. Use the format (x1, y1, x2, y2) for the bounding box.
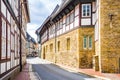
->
(19, 1, 28, 72)
(18, 0, 22, 72)
(55, 23, 57, 63)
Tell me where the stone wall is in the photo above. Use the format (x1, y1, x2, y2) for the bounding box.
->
(41, 27, 95, 69)
(100, 0, 120, 73)
(79, 27, 95, 68)
(41, 29, 79, 68)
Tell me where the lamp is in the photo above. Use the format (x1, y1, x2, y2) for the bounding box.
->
(108, 13, 114, 21)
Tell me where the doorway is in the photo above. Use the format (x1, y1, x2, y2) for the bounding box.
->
(43, 47, 45, 59)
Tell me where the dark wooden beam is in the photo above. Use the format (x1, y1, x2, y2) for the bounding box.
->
(80, 0, 95, 3)
(0, 0, 1, 61)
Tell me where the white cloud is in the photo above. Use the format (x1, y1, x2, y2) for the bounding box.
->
(27, 23, 39, 40)
(39, 0, 61, 13)
(27, 0, 61, 41)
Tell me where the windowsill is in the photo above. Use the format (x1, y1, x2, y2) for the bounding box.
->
(88, 48, 92, 50)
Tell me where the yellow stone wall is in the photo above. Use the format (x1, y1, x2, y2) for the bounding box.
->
(41, 38, 56, 62)
(78, 27, 95, 68)
(41, 27, 95, 69)
(100, 0, 120, 73)
(94, 41, 100, 71)
(55, 29, 79, 68)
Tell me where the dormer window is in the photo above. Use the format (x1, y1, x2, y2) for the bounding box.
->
(82, 4, 91, 17)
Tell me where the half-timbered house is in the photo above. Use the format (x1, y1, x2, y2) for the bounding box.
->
(0, 0, 30, 79)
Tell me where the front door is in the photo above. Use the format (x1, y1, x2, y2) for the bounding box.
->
(43, 47, 45, 59)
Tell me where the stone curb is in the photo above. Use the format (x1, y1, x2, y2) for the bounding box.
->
(54, 63, 111, 80)
(29, 64, 42, 80)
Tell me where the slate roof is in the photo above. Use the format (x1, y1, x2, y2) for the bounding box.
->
(26, 32, 36, 44)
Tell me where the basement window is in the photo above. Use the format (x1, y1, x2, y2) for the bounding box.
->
(50, 43, 53, 52)
(67, 38, 70, 50)
(57, 41, 60, 51)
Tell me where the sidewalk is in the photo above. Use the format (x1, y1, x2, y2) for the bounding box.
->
(14, 64, 30, 80)
(14, 63, 41, 80)
(79, 69, 120, 80)
(57, 64, 120, 80)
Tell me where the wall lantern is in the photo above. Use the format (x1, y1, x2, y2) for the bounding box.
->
(108, 13, 114, 21)
(108, 13, 114, 28)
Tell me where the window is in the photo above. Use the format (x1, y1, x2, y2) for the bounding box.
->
(56, 22, 60, 31)
(66, 15, 70, 25)
(82, 4, 91, 17)
(50, 44, 53, 52)
(67, 38, 70, 50)
(1, 0, 6, 17)
(83, 36, 87, 49)
(83, 36, 92, 49)
(1, 19, 6, 59)
(60, 20, 63, 29)
(58, 41, 60, 51)
(89, 36, 92, 49)
(15, 34, 17, 58)
(46, 45, 48, 53)
(70, 12, 74, 23)
(11, 34, 14, 50)
(7, 25, 11, 58)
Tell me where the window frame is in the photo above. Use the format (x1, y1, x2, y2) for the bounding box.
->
(1, 18, 7, 60)
(59, 19, 63, 29)
(70, 11, 75, 23)
(66, 15, 70, 25)
(83, 36, 87, 49)
(82, 4, 91, 17)
(88, 36, 92, 49)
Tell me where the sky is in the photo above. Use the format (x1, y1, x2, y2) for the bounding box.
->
(27, 0, 61, 41)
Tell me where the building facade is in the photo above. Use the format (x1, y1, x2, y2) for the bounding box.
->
(94, 0, 120, 73)
(36, 0, 95, 69)
(0, 0, 30, 80)
(36, 0, 120, 73)
(26, 32, 36, 57)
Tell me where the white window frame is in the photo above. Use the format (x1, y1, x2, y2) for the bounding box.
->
(88, 36, 92, 49)
(1, 19, 6, 59)
(83, 36, 92, 50)
(82, 4, 91, 17)
(83, 36, 87, 49)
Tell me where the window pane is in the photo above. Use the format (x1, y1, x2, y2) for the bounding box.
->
(60, 21, 63, 29)
(1, 19, 6, 59)
(87, 5, 90, 16)
(7, 26, 11, 58)
(89, 36, 92, 48)
(70, 12, 74, 23)
(2, 38, 6, 59)
(66, 15, 70, 25)
(83, 5, 86, 16)
(82, 4, 91, 17)
(11, 34, 14, 50)
(83, 36, 87, 48)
